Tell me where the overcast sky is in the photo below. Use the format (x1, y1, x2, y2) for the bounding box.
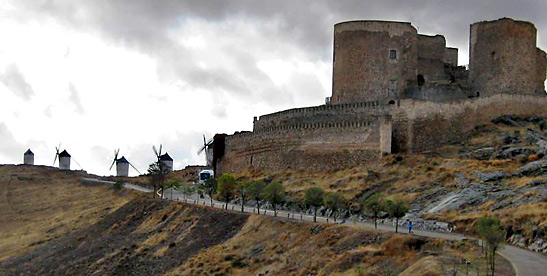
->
(1, 0, 546, 176)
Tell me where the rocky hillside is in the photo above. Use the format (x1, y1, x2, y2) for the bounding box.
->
(230, 116, 547, 253)
(0, 197, 512, 276)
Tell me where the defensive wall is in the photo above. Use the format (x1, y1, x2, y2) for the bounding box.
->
(217, 115, 392, 173)
(394, 94, 547, 153)
(218, 94, 547, 173)
(253, 100, 386, 131)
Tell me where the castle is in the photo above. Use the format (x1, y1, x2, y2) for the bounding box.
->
(214, 18, 547, 174)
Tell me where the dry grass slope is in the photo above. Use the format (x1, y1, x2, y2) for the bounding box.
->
(0, 165, 135, 260)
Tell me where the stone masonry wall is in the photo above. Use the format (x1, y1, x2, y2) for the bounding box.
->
(218, 120, 387, 173)
(396, 94, 547, 153)
(332, 21, 418, 104)
(469, 18, 540, 96)
(418, 35, 447, 82)
(537, 48, 547, 92)
(444, 47, 458, 66)
(253, 100, 387, 131)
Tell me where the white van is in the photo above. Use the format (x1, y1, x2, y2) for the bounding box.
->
(198, 170, 214, 184)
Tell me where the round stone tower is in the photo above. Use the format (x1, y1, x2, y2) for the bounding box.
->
(331, 20, 418, 104)
(469, 18, 540, 96)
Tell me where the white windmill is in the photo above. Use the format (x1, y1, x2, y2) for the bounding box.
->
(53, 144, 83, 170)
(23, 149, 34, 165)
(197, 135, 214, 167)
(109, 149, 141, 177)
(153, 144, 173, 172)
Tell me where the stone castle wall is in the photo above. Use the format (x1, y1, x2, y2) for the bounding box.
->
(537, 48, 547, 92)
(218, 118, 391, 173)
(253, 100, 386, 131)
(417, 34, 447, 82)
(331, 21, 418, 104)
(396, 94, 547, 153)
(219, 94, 547, 173)
(444, 47, 458, 66)
(469, 18, 543, 96)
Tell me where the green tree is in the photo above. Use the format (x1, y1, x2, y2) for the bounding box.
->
(200, 177, 218, 206)
(147, 160, 170, 199)
(304, 186, 325, 222)
(263, 182, 285, 217)
(363, 193, 386, 229)
(248, 181, 266, 214)
(164, 179, 182, 200)
(477, 217, 505, 276)
(385, 197, 408, 233)
(236, 181, 252, 212)
(180, 184, 196, 201)
(325, 192, 347, 222)
(218, 174, 237, 209)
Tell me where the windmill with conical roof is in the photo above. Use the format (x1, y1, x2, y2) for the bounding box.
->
(152, 144, 173, 172)
(109, 149, 141, 177)
(23, 149, 34, 165)
(53, 143, 83, 170)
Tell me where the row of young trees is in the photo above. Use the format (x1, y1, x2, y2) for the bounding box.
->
(201, 174, 411, 230)
(202, 174, 285, 216)
(363, 193, 409, 233)
(147, 163, 410, 230)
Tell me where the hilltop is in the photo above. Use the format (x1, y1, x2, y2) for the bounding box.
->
(0, 165, 136, 260)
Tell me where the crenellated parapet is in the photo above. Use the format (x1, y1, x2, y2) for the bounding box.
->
(253, 100, 390, 131)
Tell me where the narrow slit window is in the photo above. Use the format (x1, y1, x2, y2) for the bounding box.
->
(389, 49, 397, 60)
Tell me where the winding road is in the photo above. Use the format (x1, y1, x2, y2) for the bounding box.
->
(123, 183, 547, 276)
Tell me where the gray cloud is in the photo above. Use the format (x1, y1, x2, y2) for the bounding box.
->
(0, 64, 34, 100)
(0, 123, 25, 162)
(68, 82, 85, 114)
(8, 0, 547, 104)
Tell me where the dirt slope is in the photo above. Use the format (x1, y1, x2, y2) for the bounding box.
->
(0, 165, 134, 260)
(0, 198, 513, 276)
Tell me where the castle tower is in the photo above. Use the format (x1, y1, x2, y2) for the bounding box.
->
(23, 149, 34, 165)
(469, 18, 546, 96)
(331, 20, 418, 104)
(59, 150, 71, 170)
(116, 156, 130, 177)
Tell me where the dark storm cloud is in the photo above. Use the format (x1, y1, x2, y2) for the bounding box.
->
(0, 64, 34, 101)
(10, 0, 547, 103)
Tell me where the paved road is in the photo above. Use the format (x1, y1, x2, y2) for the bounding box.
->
(125, 184, 547, 276)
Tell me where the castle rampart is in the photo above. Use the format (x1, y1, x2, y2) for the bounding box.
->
(218, 118, 390, 173)
(253, 100, 389, 131)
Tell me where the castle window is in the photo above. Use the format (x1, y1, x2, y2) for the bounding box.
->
(389, 49, 397, 60)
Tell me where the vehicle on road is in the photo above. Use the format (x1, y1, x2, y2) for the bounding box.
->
(198, 169, 214, 184)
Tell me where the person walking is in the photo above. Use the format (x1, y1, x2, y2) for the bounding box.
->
(407, 220, 413, 234)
